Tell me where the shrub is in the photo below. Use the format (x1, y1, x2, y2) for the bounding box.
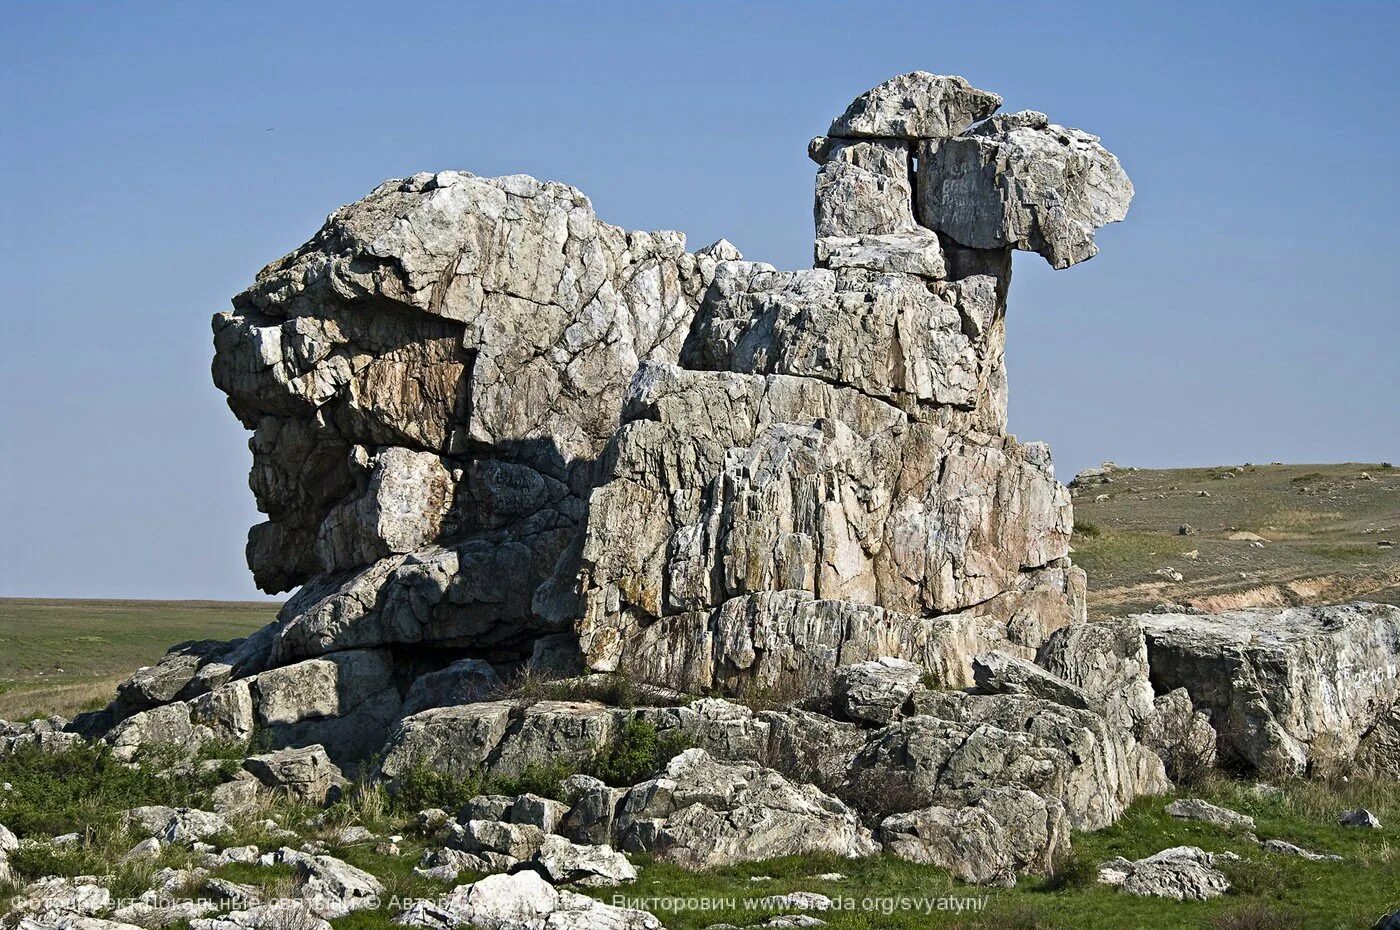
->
(0, 742, 226, 837)
(588, 719, 691, 788)
(388, 761, 485, 816)
(835, 766, 929, 824)
(1072, 520, 1101, 538)
(1041, 848, 1098, 891)
(1221, 857, 1288, 897)
(1381, 462, 1393, 469)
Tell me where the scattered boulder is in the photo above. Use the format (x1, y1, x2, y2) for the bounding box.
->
(191, 902, 332, 930)
(522, 834, 637, 887)
(256, 847, 385, 919)
(1097, 846, 1232, 901)
(393, 871, 662, 930)
(1140, 603, 1400, 775)
(243, 744, 346, 805)
(1339, 808, 1382, 829)
(614, 749, 877, 869)
(1166, 798, 1256, 832)
(879, 787, 1068, 886)
(1260, 839, 1341, 862)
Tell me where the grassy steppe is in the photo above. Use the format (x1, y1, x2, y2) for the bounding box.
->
(1071, 462, 1399, 617)
(0, 598, 275, 720)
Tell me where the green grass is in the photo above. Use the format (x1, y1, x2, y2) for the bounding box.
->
(0, 598, 275, 719)
(2, 739, 1395, 929)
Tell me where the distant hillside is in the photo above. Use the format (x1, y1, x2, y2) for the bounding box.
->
(1070, 461, 1399, 617)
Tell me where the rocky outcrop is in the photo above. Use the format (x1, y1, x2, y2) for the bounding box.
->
(613, 749, 877, 869)
(79, 72, 1164, 887)
(1139, 602, 1400, 775)
(99, 69, 1127, 726)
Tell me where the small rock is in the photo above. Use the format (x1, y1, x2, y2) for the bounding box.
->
(1260, 839, 1341, 862)
(754, 892, 833, 912)
(1178, 524, 1194, 536)
(121, 837, 163, 863)
(1154, 567, 1184, 583)
(1339, 808, 1382, 829)
(1098, 846, 1230, 901)
(1166, 798, 1256, 831)
(335, 825, 374, 845)
(524, 834, 637, 887)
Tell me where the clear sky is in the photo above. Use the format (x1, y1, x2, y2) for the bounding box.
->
(2, 1, 1397, 600)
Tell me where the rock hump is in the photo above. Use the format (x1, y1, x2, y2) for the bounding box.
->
(101, 70, 1136, 765)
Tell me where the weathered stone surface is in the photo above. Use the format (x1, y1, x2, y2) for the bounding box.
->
(828, 72, 1002, 140)
(614, 749, 877, 869)
(879, 787, 1068, 886)
(523, 835, 637, 887)
(1166, 798, 1255, 832)
(107, 649, 400, 764)
(1035, 617, 1156, 732)
(393, 871, 662, 930)
(1339, 808, 1381, 828)
(401, 659, 503, 716)
(1097, 846, 1231, 901)
(576, 362, 1074, 687)
(832, 658, 922, 725)
(682, 265, 1005, 424)
(243, 744, 346, 805)
(122, 806, 230, 844)
(971, 650, 1090, 709)
(1260, 839, 1340, 862)
(1140, 603, 1400, 775)
(191, 902, 332, 930)
(813, 232, 945, 278)
(859, 691, 1167, 832)
(814, 140, 915, 237)
(257, 847, 385, 919)
(916, 111, 1133, 268)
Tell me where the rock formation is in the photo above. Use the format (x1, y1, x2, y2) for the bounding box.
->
(93, 70, 1137, 762)
(64, 72, 1178, 890)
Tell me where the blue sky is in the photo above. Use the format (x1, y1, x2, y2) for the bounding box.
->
(2, 1, 1397, 600)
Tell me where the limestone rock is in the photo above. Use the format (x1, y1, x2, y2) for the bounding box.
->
(832, 658, 922, 725)
(1339, 808, 1381, 828)
(257, 847, 384, 919)
(879, 787, 1068, 886)
(242, 745, 346, 805)
(856, 691, 1167, 832)
(392, 871, 662, 930)
(614, 748, 877, 869)
(814, 140, 915, 237)
(523, 834, 638, 887)
(916, 111, 1134, 268)
(813, 232, 945, 278)
(1166, 798, 1255, 832)
(191, 902, 332, 930)
(1139, 603, 1400, 775)
(970, 650, 1090, 709)
(1098, 846, 1231, 901)
(1035, 617, 1156, 731)
(828, 72, 1002, 140)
